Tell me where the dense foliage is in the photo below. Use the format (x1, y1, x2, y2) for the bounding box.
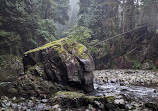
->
(65, 25, 92, 43)
(0, 0, 69, 54)
(79, 0, 119, 40)
(78, 0, 158, 69)
(0, 0, 157, 69)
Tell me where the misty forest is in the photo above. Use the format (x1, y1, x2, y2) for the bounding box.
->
(0, 0, 158, 110)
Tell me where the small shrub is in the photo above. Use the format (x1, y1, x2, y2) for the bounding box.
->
(132, 61, 142, 69)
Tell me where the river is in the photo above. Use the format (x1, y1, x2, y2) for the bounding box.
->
(93, 69, 158, 103)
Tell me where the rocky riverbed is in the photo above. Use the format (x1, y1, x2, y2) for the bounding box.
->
(93, 69, 158, 110)
(0, 69, 158, 111)
(93, 69, 158, 102)
(94, 69, 158, 86)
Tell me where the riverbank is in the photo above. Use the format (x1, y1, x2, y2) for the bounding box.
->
(93, 69, 158, 110)
(0, 69, 158, 111)
(94, 69, 158, 86)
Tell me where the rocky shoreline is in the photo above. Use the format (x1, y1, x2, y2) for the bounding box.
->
(0, 69, 158, 111)
(94, 69, 158, 86)
(0, 90, 158, 111)
(93, 69, 158, 111)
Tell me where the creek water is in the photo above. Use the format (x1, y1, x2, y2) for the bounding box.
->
(94, 82, 158, 102)
(93, 70, 158, 103)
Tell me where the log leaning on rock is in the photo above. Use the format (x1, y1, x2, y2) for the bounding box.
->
(23, 38, 95, 93)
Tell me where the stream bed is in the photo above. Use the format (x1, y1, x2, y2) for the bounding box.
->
(94, 83, 158, 102)
(0, 69, 158, 110)
(93, 69, 158, 104)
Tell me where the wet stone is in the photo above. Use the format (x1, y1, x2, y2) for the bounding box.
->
(1, 69, 158, 111)
(114, 99, 125, 105)
(93, 69, 158, 103)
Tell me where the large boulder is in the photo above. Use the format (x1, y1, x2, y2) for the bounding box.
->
(23, 38, 95, 93)
(51, 91, 128, 110)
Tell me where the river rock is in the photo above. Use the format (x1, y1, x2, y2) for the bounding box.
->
(51, 91, 130, 110)
(51, 91, 112, 110)
(142, 62, 151, 70)
(51, 104, 62, 111)
(114, 99, 125, 105)
(52, 91, 85, 108)
(23, 38, 95, 93)
(145, 102, 158, 111)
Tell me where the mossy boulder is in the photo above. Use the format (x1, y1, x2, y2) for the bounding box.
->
(107, 96, 115, 103)
(52, 91, 85, 108)
(23, 38, 95, 93)
(51, 91, 107, 109)
(13, 74, 72, 97)
(51, 91, 124, 110)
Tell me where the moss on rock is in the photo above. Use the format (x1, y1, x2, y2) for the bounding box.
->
(15, 74, 59, 97)
(107, 96, 115, 103)
(52, 91, 85, 108)
(53, 91, 85, 99)
(85, 96, 107, 103)
(51, 91, 122, 110)
(23, 38, 94, 93)
(24, 38, 88, 59)
(24, 38, 67, 54)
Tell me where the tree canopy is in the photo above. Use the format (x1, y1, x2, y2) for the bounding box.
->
(0, 0, 69, 54)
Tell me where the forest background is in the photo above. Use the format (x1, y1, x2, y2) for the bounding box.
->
(0, 0, 158, 70)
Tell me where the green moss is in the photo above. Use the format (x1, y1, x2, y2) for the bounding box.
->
(54, 91, 84, 99)
(132, 61, 142, 69)
(24, 38, 88, 59)
(8, 88, 18, 94)
(76, 44, 86, 55)
(24, 38, 67, 54)
(107, 96, 115, 103)
(85, 96, 105, 103)
(52, 91, 87, 108)
(152, 65, 158, 71)
(75, 43, 88, 59)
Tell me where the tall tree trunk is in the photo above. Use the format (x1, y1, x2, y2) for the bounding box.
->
(122, 0, 125, 33)
(125, 0, 135, 31)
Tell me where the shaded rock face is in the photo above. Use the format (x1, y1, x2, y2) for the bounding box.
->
(23, 38, 95, 93)
(15, 74, 57, 97)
